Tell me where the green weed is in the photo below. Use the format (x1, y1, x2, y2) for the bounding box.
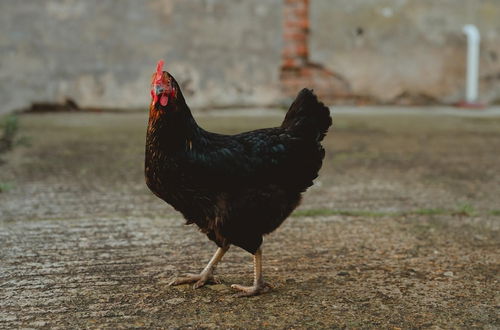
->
(0, 182, 13, 193)
(292, 206, 481, 218)
(292, 208, 388, 218)
(454, 203, 475, 216)
(412, 208, 448, 216)
(0, 115, 19, 153)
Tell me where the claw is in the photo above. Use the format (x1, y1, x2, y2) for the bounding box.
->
(169, 273, 215, 288)
(168, 247, 228, 290)
(230, 248, 271, 297)
(193, 277, 213, 289)
(231, 282, 272, 297)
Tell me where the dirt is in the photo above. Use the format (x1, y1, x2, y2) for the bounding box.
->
(0, 110, 499, 329)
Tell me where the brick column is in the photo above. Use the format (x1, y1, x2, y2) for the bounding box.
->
(280, 0, 350, 103)
(282, 0, 309, 69)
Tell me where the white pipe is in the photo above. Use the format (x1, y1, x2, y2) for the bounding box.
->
(462, 24, 480, 104)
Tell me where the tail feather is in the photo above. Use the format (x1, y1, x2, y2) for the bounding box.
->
(281, 89, 332, 141)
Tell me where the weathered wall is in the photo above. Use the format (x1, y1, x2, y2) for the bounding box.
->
(0, 0, 283, 114)
(1, 0, 500, 114)
(310, 0, 500, 104)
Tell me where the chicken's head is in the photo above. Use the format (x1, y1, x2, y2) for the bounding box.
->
(150, 60, 178, 111)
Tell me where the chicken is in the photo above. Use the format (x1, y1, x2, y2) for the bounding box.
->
(145, 60, 332, 296)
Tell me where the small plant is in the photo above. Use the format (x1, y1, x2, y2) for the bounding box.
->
(0, 115, 22, 193)
(0, 182, 12, 193)
(0, 114, 28, 167)
(292, 208, 389, 218)
(455, 203, 475, 216)
(412, 208, 448, 216)
(292, 206, 483, 218)
(0, 115, 19, 154)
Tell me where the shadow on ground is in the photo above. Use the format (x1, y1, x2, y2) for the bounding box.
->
(0, 110, 499, 328)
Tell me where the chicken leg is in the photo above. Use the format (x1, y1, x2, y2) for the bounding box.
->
(169, 246, 229, 289)
(231, 248, 271, 296)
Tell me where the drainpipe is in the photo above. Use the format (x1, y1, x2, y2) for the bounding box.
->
(461, 24, 482, 107)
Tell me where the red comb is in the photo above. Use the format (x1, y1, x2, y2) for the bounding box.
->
(154, 60, 164, 84)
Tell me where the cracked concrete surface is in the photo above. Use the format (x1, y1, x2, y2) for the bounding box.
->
(0, 110, 499, 328)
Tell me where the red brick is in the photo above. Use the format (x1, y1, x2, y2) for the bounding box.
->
(281, 0, 350, 101)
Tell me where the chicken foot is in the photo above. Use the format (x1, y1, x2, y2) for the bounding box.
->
(231, 248, 271, 296)
(169, 246, 229, 289)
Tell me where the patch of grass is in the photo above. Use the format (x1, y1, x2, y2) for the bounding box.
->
(454, 203, 476, 216)
(291, 209, 333, 217)
(0, 115, 19, 154)
(292, 208, 389, 218)
(0, 182, 13, 193)
(0, 114, 28, 166)
(489, 210, 500, 216)
(292, 206, 480, 218)
(412, 208, 448, 216)
(339, 210, 389, 217)
(0, 116, 22, 194)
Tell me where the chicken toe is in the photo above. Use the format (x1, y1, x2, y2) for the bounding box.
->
(231, 282, 271, 297)
(231, 248, 271, 296)
(168, 246, 228, 289)
(169, 272, 215, 288)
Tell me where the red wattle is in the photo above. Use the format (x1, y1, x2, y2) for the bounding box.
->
(160, 94, 168, 106)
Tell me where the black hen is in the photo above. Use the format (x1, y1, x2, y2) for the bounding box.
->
(145, 61, 332, 296)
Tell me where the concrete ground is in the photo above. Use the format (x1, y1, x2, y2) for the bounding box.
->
(0, 109, 499, 328)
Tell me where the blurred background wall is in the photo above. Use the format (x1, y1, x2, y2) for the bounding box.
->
(1, 0, 499, 114)
(310, 0, 500, 105)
